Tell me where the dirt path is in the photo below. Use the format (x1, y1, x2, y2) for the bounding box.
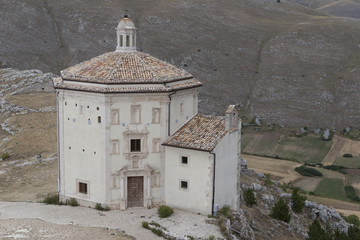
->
(243, 154, 302, 183)
(0, 202, 221, 240)
(322, 135, 360, 166)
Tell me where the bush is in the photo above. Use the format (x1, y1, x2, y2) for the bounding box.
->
(345, 186, 360, 202)
(95, 203, 110, 211)
(348, 225, 360, 239)
(66, 198, 78, 206)
(322, 165, 346, 173)
(343, 214, 360, 227)
(292, 188, 306, 213)
(309, 191, 315, 195)
(295, 166, 323, 177)
(142, 221, 149, 229)
(270, 198, 291, 223)
(343, 153, 353, 158)
(150, 228, 163, 236)
(244, 189, 257, 207)
(157, 205, 174, 218)
(42, 194, 59, 205)
(1, 152, 10, 160)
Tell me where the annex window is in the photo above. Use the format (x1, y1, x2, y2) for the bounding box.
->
(152, 138, 160, 153)
(111, 109, 120, 124)
(79, 182, 88, 194)
(180, 180, 188, 190)
(111, 140, 120, 154)
(181, 156, 188, 165)
(131, 105, 141, 123)
(152, 108, 160, 124)
(130, 139, 141, 152)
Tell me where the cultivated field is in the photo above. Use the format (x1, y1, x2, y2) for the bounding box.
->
(242, 131, 332, 164)
(322, 135, 360, 166)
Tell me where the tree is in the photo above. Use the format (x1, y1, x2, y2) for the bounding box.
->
(348, 225, 360, 240)
(307, 220, 331, 240)
(292, 188, 306, 213)
(270, 198, 291, 223)
(244, 189, 257, 207)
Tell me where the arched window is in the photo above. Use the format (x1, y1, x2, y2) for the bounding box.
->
(120, 35, 123, 47)
(126, 35, 130, 47)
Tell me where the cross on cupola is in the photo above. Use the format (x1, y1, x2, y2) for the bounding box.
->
(116, 15, 137, 52)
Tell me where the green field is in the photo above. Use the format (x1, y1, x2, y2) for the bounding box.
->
(334, 156, 360, 169)
(314, 178, 347, 201)
(242, 132, 333, 164)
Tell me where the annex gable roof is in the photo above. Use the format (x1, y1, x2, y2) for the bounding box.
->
(162, 114, 229, 152)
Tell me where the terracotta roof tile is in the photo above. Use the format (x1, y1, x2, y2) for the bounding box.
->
(61, 51, 192, 84)
(163, 114, 229, 152)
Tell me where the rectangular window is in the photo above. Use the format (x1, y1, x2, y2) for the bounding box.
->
(130, 139, 141, 152)
(131, 105, 141, 123)
(79, 182, 88, 194)
(152, 108, 160, 124)
(111, 109, 120, 124)
(180, 180, 188, 190)
(181, 156, 188, 165)
(80, 105, 84, 115)
(151, 173, 160, 187)
(152, 138, 160, 153)
(98, 116, 101, 123)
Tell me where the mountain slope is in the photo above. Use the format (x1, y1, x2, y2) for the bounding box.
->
(1, 0, 360, 128)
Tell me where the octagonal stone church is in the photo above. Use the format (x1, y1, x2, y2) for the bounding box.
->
(53, 16, 241, 215)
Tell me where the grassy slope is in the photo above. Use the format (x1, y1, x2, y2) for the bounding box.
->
(242, 131, 332, 164)
(335, 156, 360, 168)
(315, 178, 347, 201)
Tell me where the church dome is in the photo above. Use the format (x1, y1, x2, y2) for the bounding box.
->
(117, 17, 136, 30)
(53, 17, 202, 93)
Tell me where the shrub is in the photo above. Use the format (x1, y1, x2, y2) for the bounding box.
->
(343, 153, 353, 158)
(209, 236, 215, 240)
(292, 188, 306, 213)
(348, 225, 360, 239)
(264, 173, 273, 186)
(142, 221, 149, 229)
(345, 186, 360, 202)
(150, 228, 163, 236)
(66, 198, 78, 206)
(322, 165, 346, 173)
(42, 194, 59, 205)
(309, 191, 315, 195)
(270, 198, 291, 223)
(157, 205, 174, 218)
(343, 214, 360, 227)
(295, 166, 323, 177)
(95, 203, 110, 211)
(1, 152, 10, 160)
(244, 189, 257, 207)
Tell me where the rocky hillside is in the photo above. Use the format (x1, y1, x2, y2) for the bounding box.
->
(1, 0, 360, 128)
(235, 168, 350, 240)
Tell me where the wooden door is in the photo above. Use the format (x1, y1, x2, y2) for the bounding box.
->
(127, 176, 144, 207)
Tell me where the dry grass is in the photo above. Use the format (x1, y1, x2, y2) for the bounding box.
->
(293, 177, 322, 192)
(243, 154, 302, 183)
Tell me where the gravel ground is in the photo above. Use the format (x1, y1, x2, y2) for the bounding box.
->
(0, 202, 222, 239)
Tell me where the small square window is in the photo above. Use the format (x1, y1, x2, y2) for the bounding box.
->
(180, 181, 188, 190)
(130, 139, 141, 152)
(79, 182, 87, 194)
(181, 156, 188, 164)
